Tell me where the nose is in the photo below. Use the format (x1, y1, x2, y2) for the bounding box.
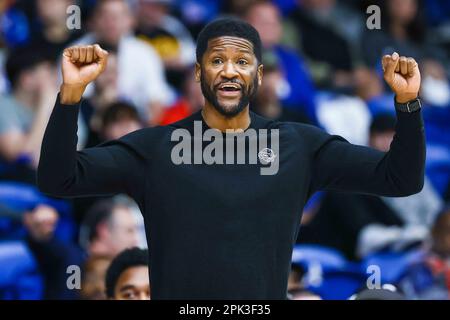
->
(221, 60, 239, 80)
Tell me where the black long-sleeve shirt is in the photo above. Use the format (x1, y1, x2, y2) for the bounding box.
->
(37, 95, 425, 299)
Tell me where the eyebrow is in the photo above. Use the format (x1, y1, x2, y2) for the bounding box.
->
(119, 285, 136, 292)
(210, 48, 253, 54)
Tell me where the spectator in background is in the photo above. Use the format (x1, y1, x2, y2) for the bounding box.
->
(80, 48, 121, 146)
(361, 0, 429, 68)
(0, 0, 29, 48)
(420, 58, 450, 109)
(105, 247, 150, 300)
(244, 0, 317, 122)
(80, 255, 112, 300)
(71, 0, 174, 124)
(23, 204, 84, 299)
(353, 66, 395, 116)
(29, 0, 83, 61)
(85, 100, 143, 147)
(418, 58, 450, 198)
(158, 67, 203, 125)
(358, 114, 443, 258)
(0, 46, 57, 181)
(288, 0, 355, 90)
(298, 114, 442, 260)
(135, 0, 196, 90)
(174, 0, 222, 38)
(251, 52, 311, 123)
(400, 206, 450, 299)
(287, 264, 321, 300)
(79, 198, 140, 259)
(100, 101, 143, 142)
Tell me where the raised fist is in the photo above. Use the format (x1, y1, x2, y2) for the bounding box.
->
(62, 44, 109, 87)
(59, 44, 109, 104)
(382, 52, 421, 104)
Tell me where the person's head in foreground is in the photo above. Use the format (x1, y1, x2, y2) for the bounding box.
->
(349, 284, 405, 300)
(105, 247, 150, 300)
(194, 17, 263, 118)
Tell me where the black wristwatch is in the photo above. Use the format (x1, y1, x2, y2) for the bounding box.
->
(394, 97, 422, 113)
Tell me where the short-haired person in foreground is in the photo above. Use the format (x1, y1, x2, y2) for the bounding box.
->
(105, 248, 150, 300)
(38, 18, 425, 299)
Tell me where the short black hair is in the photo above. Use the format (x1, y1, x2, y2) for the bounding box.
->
(79, 199, 116, 248)
(196, 17, 262, 65)
(105, 247, 149, 298)
(102, 101, 141, 129)
(5, 45, 54, 89)
(370, 113, 396, 134)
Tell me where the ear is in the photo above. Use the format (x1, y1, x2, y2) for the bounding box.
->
(195, 63, 201, 83)
(257, 64, 264, 86)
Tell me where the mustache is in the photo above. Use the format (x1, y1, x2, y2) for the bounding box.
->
(213, 79, 244, 91)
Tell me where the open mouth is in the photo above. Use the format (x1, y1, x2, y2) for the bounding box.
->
(216, 83, 242, 97)
(217, 83, 241, 91)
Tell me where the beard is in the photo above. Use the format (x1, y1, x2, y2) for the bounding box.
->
(200, 70, 259, 118)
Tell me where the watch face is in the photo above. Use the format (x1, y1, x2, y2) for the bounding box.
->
(407, 99, 422, 112)
(396, 99, 421, 112)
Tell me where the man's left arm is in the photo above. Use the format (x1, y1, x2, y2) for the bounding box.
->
(311, 53, 425, 197)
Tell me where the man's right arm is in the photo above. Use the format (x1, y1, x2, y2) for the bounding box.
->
(37, 93, 145, 198)
(37, 45, 146, 199)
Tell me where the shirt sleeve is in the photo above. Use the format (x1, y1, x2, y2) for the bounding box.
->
(308, 109, 426, 197)
(37, 94, 147, 200)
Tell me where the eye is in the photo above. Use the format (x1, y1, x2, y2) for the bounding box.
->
(212, 58, 223, 65)
(238, 59, 248, 65)
(122, 291, 136, 300)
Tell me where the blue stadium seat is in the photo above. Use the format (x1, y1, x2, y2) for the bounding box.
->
(0, 241, 43, 300)
(0, 182, 75, 242)
(292, 244, 347, 272)
(362, 249, 425, 284)
(310, 270, 367, 300)
(292, 244, 367, 299)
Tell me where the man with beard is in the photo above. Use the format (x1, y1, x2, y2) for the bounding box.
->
(37, 18, 425, 299)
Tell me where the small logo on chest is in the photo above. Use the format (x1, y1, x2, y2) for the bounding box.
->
(258, 148, 277, 164)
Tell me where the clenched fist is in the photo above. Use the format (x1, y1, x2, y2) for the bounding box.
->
(382, 52, 421, 104)
(60, 44, 108, 104)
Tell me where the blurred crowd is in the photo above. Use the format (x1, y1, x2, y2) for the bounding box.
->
(0, 0, 450, 300)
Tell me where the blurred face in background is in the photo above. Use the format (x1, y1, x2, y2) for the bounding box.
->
(103, 117, 142, 141)
(256, 68, 282, 106)
(245, 3, 282, 48)
(388, 0, 418, 25)
(93, 0, 134, 46)
(20, 61, 57, 97)
(420, 59, 450, 107)
(113, 266, 150, 300)
(37, 0, 73, 25)
(98, 205, 139, 257)
(353, 67, 384, 101)
(183, 69, 204, 112)
(94, 53, 118, 102)
(137, 0, 168, 28)
(301, 0, 334, 8)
